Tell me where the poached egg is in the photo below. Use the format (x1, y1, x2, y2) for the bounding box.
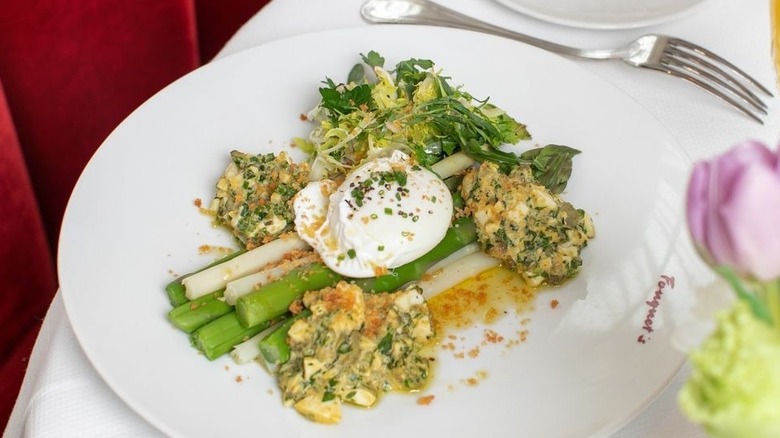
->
(293, 151, 453, 278)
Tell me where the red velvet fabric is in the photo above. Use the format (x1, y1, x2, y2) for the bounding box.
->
(0, 0, 200, 248)
(0, 0, 270, 430)
(195, 0, 269, 61)
(0, 82, 57, 432)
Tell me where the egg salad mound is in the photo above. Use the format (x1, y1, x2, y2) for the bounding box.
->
(277, 281, 434, 424)
(209, 150, 311, 249)
(461, 162, 595, 287)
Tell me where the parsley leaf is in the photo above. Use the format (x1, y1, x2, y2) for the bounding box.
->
(361, 50, 385, 68)
(318, 81, 372, 117)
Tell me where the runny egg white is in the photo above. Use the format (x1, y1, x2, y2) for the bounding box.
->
(293, 151, 453, 278)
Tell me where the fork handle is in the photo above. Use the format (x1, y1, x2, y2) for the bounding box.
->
(360, 0, 618, 59)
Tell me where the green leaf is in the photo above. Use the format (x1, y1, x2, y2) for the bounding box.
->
(519, 144, 581, 194)
(394, 57, 436, 96)
(410, 96, 530, 171)
(494, 113, 530, 144)
(347, 63, 365, 84)
(361, 50, 385, 68)
(318, 83, 372, 116)
(460, 138, 521, 168)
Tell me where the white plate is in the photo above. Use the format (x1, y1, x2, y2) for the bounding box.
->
(494, 0, 711, 29)
(59, 25, 708, 438)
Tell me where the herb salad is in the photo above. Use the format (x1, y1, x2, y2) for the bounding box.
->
(296, 51, 532, 179)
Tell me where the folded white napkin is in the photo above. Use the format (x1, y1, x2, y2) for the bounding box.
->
(5, 293, 162, 437)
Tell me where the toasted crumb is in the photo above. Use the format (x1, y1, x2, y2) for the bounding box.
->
(550, 299, 559, 309)
(440, 342, 456, 351)
(484, 329, 504, 344)
(417, 395, 435, 406)
(194, 198, 202, 208)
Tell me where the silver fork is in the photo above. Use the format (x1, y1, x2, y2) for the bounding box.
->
(361, 0, 773, 123)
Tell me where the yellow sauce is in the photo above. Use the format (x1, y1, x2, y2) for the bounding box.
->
(427, 266, 537, 339)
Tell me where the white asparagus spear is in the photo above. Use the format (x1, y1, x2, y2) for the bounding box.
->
(182, 235, 309, 300)
(418, 251, 500, 299)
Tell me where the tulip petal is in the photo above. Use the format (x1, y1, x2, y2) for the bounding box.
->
(699, 141, 778, 271)
(705, 165, 740, 270)
(713, 141, 776, 203)
(718, 164, 780, 281)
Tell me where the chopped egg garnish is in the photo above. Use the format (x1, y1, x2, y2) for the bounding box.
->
(293, 151, 453, 277)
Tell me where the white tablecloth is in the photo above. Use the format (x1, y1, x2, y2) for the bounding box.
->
(5, 0, 779, 436)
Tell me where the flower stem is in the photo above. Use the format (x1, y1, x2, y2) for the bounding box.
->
(765, 280, 780, 329)
(717, 266, 773, 324)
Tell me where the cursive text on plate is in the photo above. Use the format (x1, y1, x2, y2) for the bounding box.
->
(637, 275, 675, 344)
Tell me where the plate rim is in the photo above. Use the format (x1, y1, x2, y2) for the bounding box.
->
(493, 0, 713, 30)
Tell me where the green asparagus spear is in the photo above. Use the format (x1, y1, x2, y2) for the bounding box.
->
(354, 216, 477, 292)
(235, 264, 343, 329)
(258, 309, 312, 367)
(444, 175, 466, 209)
(167, 290, 232, 333)
(190, 312, 278, 360)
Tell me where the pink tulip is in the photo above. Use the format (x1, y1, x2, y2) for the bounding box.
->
(686, 140, 780, 282)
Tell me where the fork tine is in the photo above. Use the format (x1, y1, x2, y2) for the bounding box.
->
(665, 47, 767, 112)
(644, 64, 765, 124)
(662, 51, 768, 113)
(668, 37, 774, 97)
